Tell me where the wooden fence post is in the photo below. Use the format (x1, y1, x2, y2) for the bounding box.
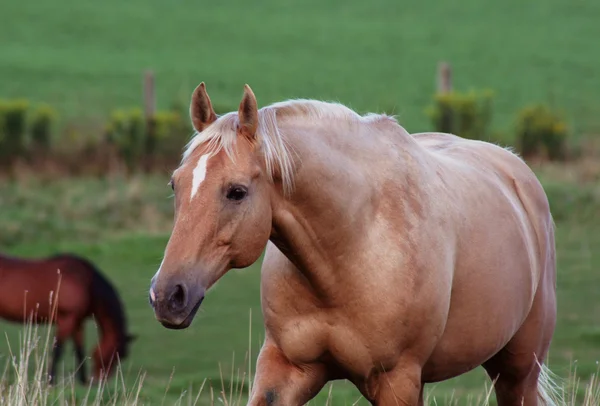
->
(143, 70, 156, 119)
(143, 70, 156, 172)
(437, 62, 452, 94)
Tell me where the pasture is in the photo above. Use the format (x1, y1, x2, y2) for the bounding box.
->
(1, 0, 600, 136)
(0, 167, 599, 404)
(1, 0, 600, 404)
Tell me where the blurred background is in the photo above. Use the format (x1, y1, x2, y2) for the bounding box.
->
(1, 0, 599, 404)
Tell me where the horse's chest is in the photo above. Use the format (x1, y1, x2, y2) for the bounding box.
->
(273, 315, 329, 364)
(265, 303, 394, 377)
(260, 248, 403, 376)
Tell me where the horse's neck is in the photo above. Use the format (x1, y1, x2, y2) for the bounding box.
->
(268, 119, 419, 297)
(95, 332, 120, 364)
(94, 308, 122, 348)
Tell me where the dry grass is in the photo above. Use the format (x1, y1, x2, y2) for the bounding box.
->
(2, 316, 599, 406)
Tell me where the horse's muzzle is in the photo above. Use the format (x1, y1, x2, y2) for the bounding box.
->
(149, 278, 205, 329)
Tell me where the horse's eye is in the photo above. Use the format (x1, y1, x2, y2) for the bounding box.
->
(169, 179, 175, 191)
(226, 186, 248, 201)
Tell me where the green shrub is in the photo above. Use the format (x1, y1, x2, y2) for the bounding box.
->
(515, 104, 568, 161)
(127, 108, 144, 150)
(146, 110, 180, 158)
(30, 104, 57, 151)
(0, 100, 6, 162)
(0, 99, 29, 163)
(104, 108, 144, 171)
(426, 89, 494, 141)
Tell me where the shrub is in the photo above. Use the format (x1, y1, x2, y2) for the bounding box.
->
(30, 104, 57, 151)
(0, 99, 29, 164)
(515, 104, 568, 161)
(146, 110, 181, 158)
(103, 106, 194, 173)
(104, 108, 144, 172)
(127, 108, 144, 153)
(426, 89, 494, 141)
(0, 100, 6, 163)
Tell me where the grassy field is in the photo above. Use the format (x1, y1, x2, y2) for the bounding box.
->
(0, 163, 599, 405)
(2, 0, 600, 138)
(2, 0, 600, 403)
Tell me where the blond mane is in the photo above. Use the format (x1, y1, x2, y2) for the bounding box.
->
(182, 99, 395, 196)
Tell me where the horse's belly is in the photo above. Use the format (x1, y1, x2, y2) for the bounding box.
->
(423, 336, 505, 382)
(0, 294, 53, 323)
(423, 305, 528, 382)
(422, 267, 536, 382)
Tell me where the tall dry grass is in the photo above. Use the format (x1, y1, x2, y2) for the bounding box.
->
(2, 314, 599, 406)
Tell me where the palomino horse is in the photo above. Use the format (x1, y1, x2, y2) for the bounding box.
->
(149, 83, 558, 405)
(0, 252, 136, 385)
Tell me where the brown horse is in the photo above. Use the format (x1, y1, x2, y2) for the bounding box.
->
(0, 252, 136, 385)
(149, 83, 558, 406)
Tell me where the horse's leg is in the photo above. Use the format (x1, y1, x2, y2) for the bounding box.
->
(247, 338, 329, 406)
(483, 282, 556, 406)
(360, 362, 423, 406)
(73, 322, 87, 385)
(48, 315, 77, 385)
(483, 346, 545, 406)
(48, 337, 64, 386)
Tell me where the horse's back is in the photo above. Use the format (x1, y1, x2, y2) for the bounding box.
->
(0, 254, 94, 322)
(415, 131, 555, 285)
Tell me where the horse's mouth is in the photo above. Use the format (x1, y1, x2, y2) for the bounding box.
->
(160, 296, 204, 330)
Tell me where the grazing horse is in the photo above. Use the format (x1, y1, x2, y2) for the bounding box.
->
(149, 83, 558, 406)
(0, 252, 136, 385)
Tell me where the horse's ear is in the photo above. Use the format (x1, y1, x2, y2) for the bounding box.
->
(237, 84, 258, 140)
(190, 82, 217, 132)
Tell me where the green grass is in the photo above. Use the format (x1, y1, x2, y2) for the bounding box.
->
(1, 1, 600, 402)
(2, 0, 600, 138)
(0, 167, 599, 404)
(1, 322, 597, 406)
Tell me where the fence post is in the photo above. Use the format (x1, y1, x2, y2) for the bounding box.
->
(437, 62, 452, 94)
(143, 70, 155, 119)
(143, 70, 156, 172)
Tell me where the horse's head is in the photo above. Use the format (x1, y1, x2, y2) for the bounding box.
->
(149, 83, 274, 329)
(91, 334, 134, 383)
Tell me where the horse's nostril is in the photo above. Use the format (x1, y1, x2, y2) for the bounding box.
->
(168, 284, 187, 311)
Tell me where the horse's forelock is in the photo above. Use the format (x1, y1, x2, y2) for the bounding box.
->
(180, 108, 296, 196)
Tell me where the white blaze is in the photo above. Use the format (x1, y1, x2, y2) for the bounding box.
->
(154, 258, 165, 278)
(150, 258, 164, 302)
(191, 154, 209, 200)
